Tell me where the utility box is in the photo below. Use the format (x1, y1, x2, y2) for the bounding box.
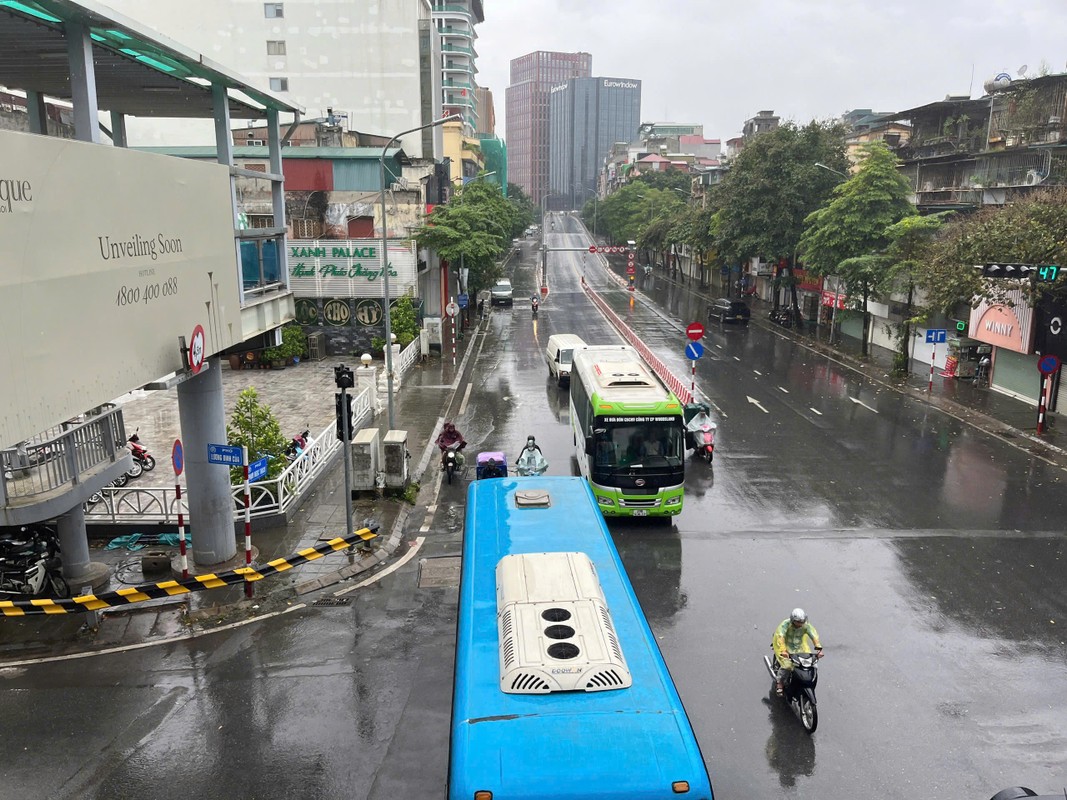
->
(425, 317, 443, 349)
(307, 331, 326, 361)
(350, 428, 380, 491)
(382, 429, 409, 489)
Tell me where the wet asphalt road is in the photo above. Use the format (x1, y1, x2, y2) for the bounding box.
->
(2, 213, 1066, 800)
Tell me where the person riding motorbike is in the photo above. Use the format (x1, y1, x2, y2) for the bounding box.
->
(515, 435, 548, 476)
(685, 404, 717, 449)
(435, 422, 467, 467)
(531, 294, 540, 314)
(772, 608, 823, 696)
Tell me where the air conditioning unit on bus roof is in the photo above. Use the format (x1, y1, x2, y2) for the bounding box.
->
(496, 551, 632, 694)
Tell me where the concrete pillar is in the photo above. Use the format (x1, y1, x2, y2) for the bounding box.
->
(26, 91, 47, 135)
(64, 22, 101, 144)
(177, 358, 236, 565)
(56, 504, 109, 589)
(356, 365, 381, 415)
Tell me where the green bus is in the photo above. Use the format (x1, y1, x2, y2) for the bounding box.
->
(569, 345, 686, 517)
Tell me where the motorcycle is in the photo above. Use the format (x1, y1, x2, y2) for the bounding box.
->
(441, 442, 466, 485)
(0, 528, 69, 598)
(285, 427, 311, 463)
(763, 651, 820, 733)
(687, 419, 717, 463)
(128, 430, 156, 472)
(531, 296, 540, 318)
(515, 439, 548, 476)
(769, 308, 796, 328)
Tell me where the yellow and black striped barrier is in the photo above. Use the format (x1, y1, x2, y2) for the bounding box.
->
(0, 525, 379, 617)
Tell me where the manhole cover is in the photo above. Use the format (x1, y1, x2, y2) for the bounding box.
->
(312, 597, 351, 607)
(418, 556, 461, 588)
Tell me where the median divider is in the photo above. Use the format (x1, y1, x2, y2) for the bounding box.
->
(0, 525, 379, 617)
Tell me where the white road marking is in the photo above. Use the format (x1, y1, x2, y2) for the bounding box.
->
(733, 356, 741, 362)
(778, 386, 789, 393)
(810, 407, 823, 416)
(850, 397, 879, 413)
(747, 396, 769, 413)
(333, 536, 425, 596)
(753, 369, 763, 376)
(458, 383, 473, 416)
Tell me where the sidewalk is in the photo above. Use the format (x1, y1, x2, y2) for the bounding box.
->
(0, 332, 476, 663)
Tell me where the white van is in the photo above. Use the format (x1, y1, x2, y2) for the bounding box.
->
(545, 334, 587, 387)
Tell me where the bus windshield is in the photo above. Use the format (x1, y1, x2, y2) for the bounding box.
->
(593, 418, 684, 470)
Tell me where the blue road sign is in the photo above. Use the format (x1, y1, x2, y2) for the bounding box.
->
(458, 293, 469, 309)
(925, 329, 947, 344)
(172, 439, 184, 476)
(248, 456, 269, 482)
(1038, 354, 1062, 375)
(207, 443, 244, 466)
(685, 341, 705, 360)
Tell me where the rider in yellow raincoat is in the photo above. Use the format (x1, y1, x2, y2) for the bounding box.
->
(772, 608, 823, 695)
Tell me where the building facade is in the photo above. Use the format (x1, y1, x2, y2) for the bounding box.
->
(548, 77, 641, 209)
(98, 0, 445, 158)
(475, 86, 496, 135)
(506, 50, 592, 205)
(432, 0, 485, 136)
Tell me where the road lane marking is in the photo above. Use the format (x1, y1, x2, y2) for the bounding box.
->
(334, 536, 425, 596)
(810, 407, 823, 416)
(753, 369, 763, 376)
(733, 356, 741, 361)
(747, 395, 769, 413)
(850, 397, 879, 413)
(459, 383, 473, 416)
(778, 386, 789, 393)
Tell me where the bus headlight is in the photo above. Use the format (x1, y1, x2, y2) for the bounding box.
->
(597, 496, 615, 507)
(665, 495, 682, 506)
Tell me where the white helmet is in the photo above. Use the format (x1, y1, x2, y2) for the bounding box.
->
(790, 608, 807, 625)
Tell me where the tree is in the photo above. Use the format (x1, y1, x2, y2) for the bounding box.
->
(226, 387, 289, 482)
(507, 183, 537, 235)
(372, 295, 420, 352)
(882, 214, 947, 373)
(799, 142, 915, 355)
(415, 181, 513, 298)
(921, 188, 1067, 315)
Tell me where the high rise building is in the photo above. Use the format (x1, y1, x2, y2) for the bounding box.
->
(97, 0, 447, 158)
(432, 0, 484, 136)
(506, 51, 592, 205)
(549, 77, 641, 209)
(475, 87, 496, 136)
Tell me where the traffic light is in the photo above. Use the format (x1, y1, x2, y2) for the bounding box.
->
(335, 391, 354, 441)
(334, 364, 354, 389)
(976, 263, 1038, 279)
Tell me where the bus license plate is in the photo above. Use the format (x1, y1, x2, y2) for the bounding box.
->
(633, 509, 648, 517)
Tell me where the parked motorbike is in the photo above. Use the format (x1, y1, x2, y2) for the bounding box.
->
(128, 430, 156, 471)
(285, 428, 311, 463)
(769, 308, 796, 328)
(0, 528, 69, 598)
(763, 651, 820, 733)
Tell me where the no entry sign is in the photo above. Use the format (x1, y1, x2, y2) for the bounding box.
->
(686, 322, 705, 341)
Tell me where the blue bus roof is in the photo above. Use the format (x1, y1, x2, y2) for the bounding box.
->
(450, 477, 712, 800)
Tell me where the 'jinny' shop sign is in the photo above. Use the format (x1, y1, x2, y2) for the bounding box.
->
(287, 240, 417, 298)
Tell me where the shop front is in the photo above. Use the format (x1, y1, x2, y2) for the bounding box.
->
(968, 291, 1038, 401)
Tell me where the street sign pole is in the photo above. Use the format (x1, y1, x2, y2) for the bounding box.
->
(172, 439, 188, 579)
(929, 342, 935, 393)
(341, 386, 354, 543)
(242, 445, 253, 598)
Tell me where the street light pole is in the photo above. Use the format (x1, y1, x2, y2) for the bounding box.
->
(379, 113, 462, 430)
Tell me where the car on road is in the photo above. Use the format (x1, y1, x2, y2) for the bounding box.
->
(708, 297, 751, 325)
(490, 278, 513, 306)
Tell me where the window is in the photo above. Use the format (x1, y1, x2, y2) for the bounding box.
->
(264, 3, 283, 18)
(269, 77, 288, 92)
(267, 40, 286, 56)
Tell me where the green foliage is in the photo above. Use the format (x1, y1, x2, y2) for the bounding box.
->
(507, 183, 538, 235)
(632, 169, 692, 193)
(281, 324, 307, 359)
(921, 188, 1067, 313)
(714, 121, 848, 260)
(415, 180, 515, 296)
(370, 296, 420, 353)
(226, 387, 289, 482)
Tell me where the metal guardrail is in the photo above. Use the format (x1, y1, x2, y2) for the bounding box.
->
(83, 387, 373, 524)
(1, 405, 127, 503)
(0, 525, 379, 617)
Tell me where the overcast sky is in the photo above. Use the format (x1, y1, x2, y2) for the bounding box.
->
(476, 0, 1067, 141)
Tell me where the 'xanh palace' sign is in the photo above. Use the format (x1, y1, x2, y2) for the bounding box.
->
(287, 239, 417, 298)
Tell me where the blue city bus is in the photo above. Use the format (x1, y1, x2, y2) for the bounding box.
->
(449, 476, 713, 800)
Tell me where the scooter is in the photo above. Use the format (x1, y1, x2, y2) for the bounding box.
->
(285, 428, 311, 463)
(128, 430, 156, 471)
(515, 438, 548, 476)
(531, 297, 540, 318)
(0, 528, 69, 598)
(441, 442, 465, 485)
(688, 420, 717, 463)
(763, 651, 820, 733)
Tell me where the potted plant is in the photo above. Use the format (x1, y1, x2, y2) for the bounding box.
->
(281, 324, 308, 365)
(262, 346, 286, 369)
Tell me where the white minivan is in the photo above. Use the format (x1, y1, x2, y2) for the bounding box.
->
(545, 333, 587, 387)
